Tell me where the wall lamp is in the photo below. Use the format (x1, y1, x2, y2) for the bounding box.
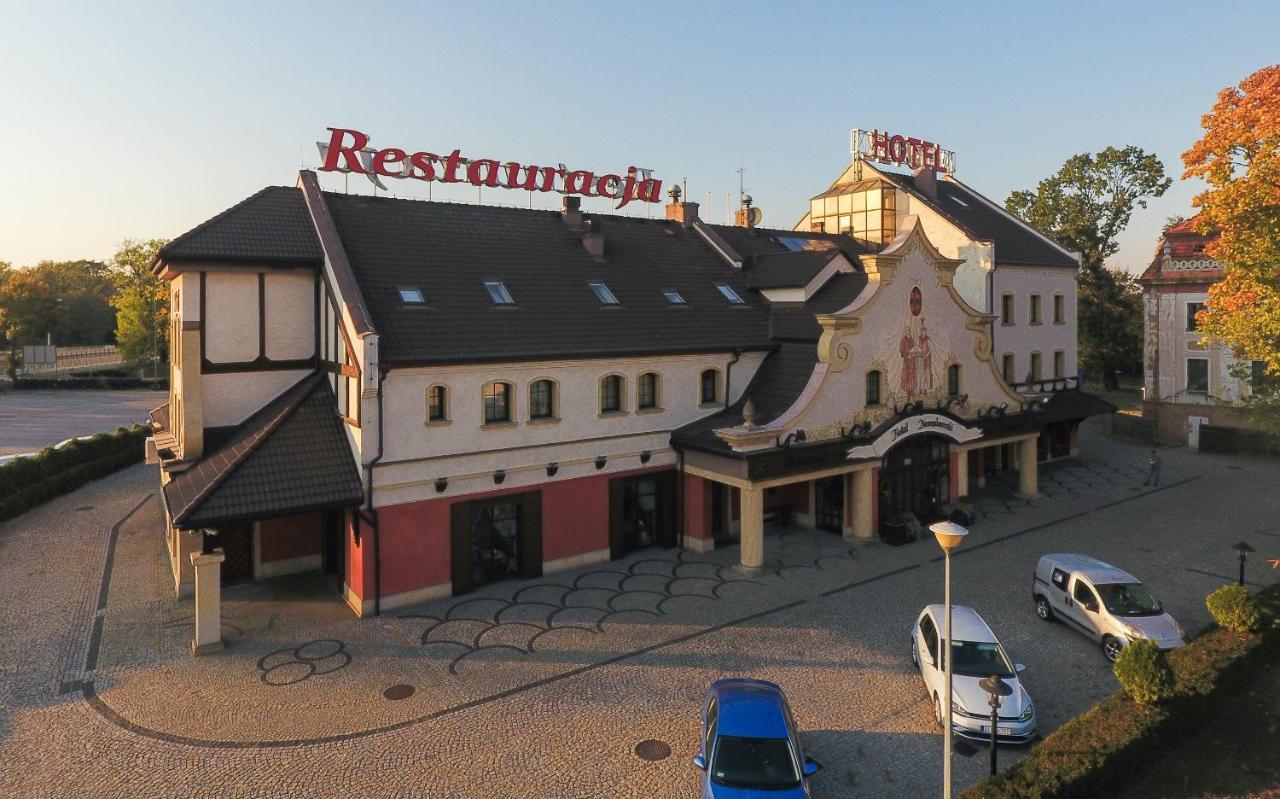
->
(546, 462, 559, 477)
(640, 450, 652, 464)
(493, 470, 506, 485)
(976, 402, 1008, 419)
(434, 477, 448, 493)
(779, 429, 807, 447)
(841, 421, 872, 438)
(595, 456, 607, 470)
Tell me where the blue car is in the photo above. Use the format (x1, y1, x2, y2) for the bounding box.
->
(692, 679, 822, 798)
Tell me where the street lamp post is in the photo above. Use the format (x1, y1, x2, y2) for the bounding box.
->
(979, 674, 1013, 777)
(1233, 541, 1255, 587)
(930, 521, 969, 799)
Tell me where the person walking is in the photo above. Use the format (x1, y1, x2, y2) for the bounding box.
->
(1142, 449, 1162, 487)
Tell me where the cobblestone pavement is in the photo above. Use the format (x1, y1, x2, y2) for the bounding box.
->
(2, 431, 1279, 798)
(0, 389, 160, 455)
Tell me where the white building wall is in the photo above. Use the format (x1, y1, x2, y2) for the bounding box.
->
(991, 266, 1078, 385)
(896, 190, 995, 312)
(1149, 290, 1250, 405)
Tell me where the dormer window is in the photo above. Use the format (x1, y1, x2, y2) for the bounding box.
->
(485, 280, 514, 305)
(590, 281, 619, 305)
(715, 284, 744, 304)
(663, 289, 686, 305)
(399, 287, 424, 304)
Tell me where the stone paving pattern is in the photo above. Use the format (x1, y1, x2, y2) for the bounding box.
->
(2, 430, 1279, 797)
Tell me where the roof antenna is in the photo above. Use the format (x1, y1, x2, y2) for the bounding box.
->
(737, 167, 745, 200)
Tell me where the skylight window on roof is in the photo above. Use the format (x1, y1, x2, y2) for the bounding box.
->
(485, 280, 514, 305)
(948, 194, 971, 208)
(399, 287, 425, 304)
(716, 284, 745, 304)
(776, 236, 836, 252)
(589, 281, 619, 305)
(663, 289, 686, 305)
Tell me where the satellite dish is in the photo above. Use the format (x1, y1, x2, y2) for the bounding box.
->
(749, 207, 764, 226)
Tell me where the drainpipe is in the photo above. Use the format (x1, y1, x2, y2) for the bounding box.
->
(675, 445, 686, 552)
(724, 349, 741, 407)
(362, 366, 388, 616)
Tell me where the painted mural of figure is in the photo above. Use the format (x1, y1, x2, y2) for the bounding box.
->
(899, 286, 933, 396)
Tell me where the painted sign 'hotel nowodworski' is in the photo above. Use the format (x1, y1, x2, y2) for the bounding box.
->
(148, 127, 1112, 616)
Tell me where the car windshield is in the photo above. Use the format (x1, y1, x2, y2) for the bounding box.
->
(710, 735, 800, 790)
(1096, 582, 1163, 616)
(950, 640, 1014, 678)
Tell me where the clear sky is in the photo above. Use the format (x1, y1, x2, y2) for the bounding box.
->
(2, 1, 1277, 273)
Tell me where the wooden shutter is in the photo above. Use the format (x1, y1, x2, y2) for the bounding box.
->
(450, 500, 472, 596)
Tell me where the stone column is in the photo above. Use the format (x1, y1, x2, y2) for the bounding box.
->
(955, 449, 969, 498)
(190, 548, 226, 655)
(1017, 437, 1039, 498)
(739, 486, 765, 573)
(851, 468, 875, 540)
(175, 529, 201, 598)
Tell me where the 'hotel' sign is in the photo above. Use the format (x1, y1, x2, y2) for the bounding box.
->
(317, 127, 663, 210)
(845, 413, 981, 460)
(851, 128, 956, 174)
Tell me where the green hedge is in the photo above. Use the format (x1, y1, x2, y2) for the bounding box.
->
(14, 376, 167, 390)
(0, 425, 150, 523)
(959, 583, 1280, 799)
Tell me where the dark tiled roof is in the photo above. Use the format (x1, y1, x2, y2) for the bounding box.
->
(878, 173, 1077, 268)
(1037, 390, 1117, 424)
(672, 342, 820, 453)
(158, 186, 324, 266)
(163, 374, 362, 528)
(769, 272, 869, 341)
(710, 224, 865, 260)
(746, 250, 840, 289)
(322, 193, 779, 365)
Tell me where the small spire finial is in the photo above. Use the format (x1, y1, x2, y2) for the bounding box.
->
(742, 398, 756, 428)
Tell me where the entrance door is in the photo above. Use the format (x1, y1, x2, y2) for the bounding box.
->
(814, 476, 844, 533)
(609, 472, 676, 559)
(321, 510, 345, 578)
(879, 434, 951, 531)
(216, 522, 253, 584)
(450, 492, 542, 595)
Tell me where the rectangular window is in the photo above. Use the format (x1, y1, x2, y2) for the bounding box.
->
(715, 284, 745, 304)
(484, 281, 514, 305)
(1054, 351, 1065, 379)
(866, 371, 881, 405)
(1002, 354, 1015, 383)
(1186, 302, 1205, 331)
(1001, 294, 1014, 325)
(529, 380, 554, 420)
(590, 282, 619, 305)
(398, 287, 424, 304)
(600, 375, 622, 413)
(947, 364, 960, 396)
(701, 370, 719, 404)
(1030, 352, 1042, 382)
(483, 382, 511, 424)
(1029, 294, 1042, 325)
(428, 386, 447, 422)
(662, 289, 685, 305)
(638, 373, 658, 409)
(1053, 294, 1065, 324)
(1187, 358, 1209, 393)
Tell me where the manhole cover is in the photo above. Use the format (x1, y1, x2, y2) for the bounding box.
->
(383, 684, 415, 701)
(634, 739, 671, 762)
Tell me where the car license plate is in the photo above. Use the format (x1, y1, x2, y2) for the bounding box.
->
(981, 726, 1015, 736)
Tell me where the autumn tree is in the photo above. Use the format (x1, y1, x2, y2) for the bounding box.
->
(1006, 146, 1171, 388)
(1182, 65, 1280, 373)
(109, 239, 170, 372)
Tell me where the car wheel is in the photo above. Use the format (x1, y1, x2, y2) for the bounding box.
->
(933, 694, 944, 729)
(1035, 596, 1055, 622)
(1102, 635, 1124, 662)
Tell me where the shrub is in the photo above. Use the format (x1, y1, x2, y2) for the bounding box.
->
(1206, 584, 1260, 633)
(1113, 639, 1175, 703)
(0, 425, 149, 523)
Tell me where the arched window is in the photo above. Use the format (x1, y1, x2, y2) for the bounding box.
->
(482, 381, 512, 424)
(700, 369, 720, 405)
(638, 372, 660, 410)
(947, 365, 961, 396)
(427, 385, 448, 422)
(866, 370, 882, 406)
(529, 379, 555, 420)
(600, 375, 624, 414)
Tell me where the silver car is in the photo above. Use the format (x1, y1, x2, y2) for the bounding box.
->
(1032, 553, 1185, 662)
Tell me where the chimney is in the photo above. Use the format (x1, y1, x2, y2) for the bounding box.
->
(913, 167, 938, 199)
(561, 196, 583, 230)
(665, 185, 699, 228)
(582, 218, 605, 259)
(734, 195, 759, 228)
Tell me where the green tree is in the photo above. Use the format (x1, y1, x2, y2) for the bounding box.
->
(108, 239, 170, 372)
(0, 269, 59, 346)
(1006, 146, 1171, 389)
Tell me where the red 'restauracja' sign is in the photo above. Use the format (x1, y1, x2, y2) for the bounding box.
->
(317, 127, 663, 210)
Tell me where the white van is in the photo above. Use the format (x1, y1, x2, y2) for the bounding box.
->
(1032, 554, 1185, 662)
